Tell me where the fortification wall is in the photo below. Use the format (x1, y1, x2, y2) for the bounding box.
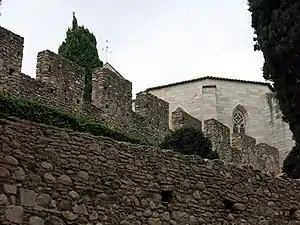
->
(0, 116, 299, 225)
(0, 26, 24, 94)
(171, 106, 202, 131)
(0, 25, 170, 144)
(171, 111, 280, 174)
(204, 119, 280, 174)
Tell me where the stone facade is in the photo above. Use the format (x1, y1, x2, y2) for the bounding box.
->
(0, 115, 299, 225)
(0, 25, 170, 144)
(148, 77, 295, 166)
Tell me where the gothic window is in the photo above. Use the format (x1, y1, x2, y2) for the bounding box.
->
(233, 108, 246, 135)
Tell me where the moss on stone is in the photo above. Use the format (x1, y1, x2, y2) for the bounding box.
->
(0, 92, 144, 145)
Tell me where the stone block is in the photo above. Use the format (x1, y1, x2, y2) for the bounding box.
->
(36, 193, 50, 207)
(3, 184, 17, 194)
(20, 188, 36, 206)
(0, 193, 8, 205)
(29, 216, 44, 225)
(0, 167, 10, 178)
(4, 156, 19, 166)
(5, 205, 24, 224)
(58, 175, 72, 186)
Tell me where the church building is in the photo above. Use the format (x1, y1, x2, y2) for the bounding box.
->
(146, 76, 294, 166)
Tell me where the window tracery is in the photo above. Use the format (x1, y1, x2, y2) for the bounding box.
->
(232, 109, 246, 134)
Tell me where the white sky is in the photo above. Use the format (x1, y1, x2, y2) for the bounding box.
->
(0, 0, 264, 95)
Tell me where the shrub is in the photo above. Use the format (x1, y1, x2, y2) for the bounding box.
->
(0, 93, 144, 145)
(282, 144, 300, 178)
(159, 126, 218, 159)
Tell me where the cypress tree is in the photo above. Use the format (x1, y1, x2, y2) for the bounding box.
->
(58, 12, 103, 102)
(248, 0, 300, 177)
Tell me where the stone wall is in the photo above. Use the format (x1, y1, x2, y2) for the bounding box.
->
(135, 92, 169, 129)
(204, 119, 231, 161)
(92, 67, 132, 112)
(148, 76, 294, 166)
(0, 26, 24, 94)
(0, 25, 170, 144)
(171, 107, 202, 131)
(204, 119, 280, 174)
(1, 116, 300, 225)
(36, 50, 86, 113)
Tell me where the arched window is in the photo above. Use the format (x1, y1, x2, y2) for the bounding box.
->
(232, 106, 247, 135)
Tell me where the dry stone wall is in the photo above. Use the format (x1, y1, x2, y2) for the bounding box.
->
(0, 25, 170, 144)
(0, 116, 300, 225)
(171, 107, 202, 131)
(170, 114, 280, 174)
(204, 119, 280, 174)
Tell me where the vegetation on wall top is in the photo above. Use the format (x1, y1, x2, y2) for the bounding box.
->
(0, 93, 144, 145)
(159, 126, 219, 159)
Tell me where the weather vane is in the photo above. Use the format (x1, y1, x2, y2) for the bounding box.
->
(102, 40, 111, 63)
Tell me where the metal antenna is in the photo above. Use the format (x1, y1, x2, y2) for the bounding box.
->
(102, 40, 111, 63)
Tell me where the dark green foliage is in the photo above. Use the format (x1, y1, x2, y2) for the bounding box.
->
(248, 1, 300, 178)
(58, 12, 103, 103)
(159, 126, 218, 159)
(0, 93, 143, 145)
(283, 144, 300, 178)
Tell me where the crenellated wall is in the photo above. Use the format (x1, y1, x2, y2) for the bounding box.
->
(171, 112, 280, 174)
(0, 25, 170, 144)
(36, 50, 86, 112)
(205, 119, 280, 174)
(92, 67, 132, 112)
(0, 116, 299, 225)
(135, 91, 169, 129)
(0, 25, 281, 172)
(171, 107, 202, 131)
(0, 26, 24, 94)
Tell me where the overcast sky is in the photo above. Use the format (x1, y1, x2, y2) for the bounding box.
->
(0, 0, 264, 95)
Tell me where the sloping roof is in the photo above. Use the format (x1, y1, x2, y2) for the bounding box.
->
(103, 62, 125, 79)
(146, 76, 274, 91)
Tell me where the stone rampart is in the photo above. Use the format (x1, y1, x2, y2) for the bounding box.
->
(204, 119, 280, 174)
(0, 25, 170, 144)
(0, 25, 280, 172)
(171, 107, 202, 131)
(170, 116, 280, 174)
(0, 115, 300, 224)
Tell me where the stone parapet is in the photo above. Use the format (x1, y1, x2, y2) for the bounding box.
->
(0, 116, 299, 224)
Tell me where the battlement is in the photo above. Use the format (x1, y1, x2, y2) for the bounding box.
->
(171, 106, 202, 131)
(171, 110, 280, 174)
(0, 25, 170, 144)
(0, 25, 280, 172)
(92, 66, 132, 112)
(135, 91, 169, 129)
(0, 26, 24, 93)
